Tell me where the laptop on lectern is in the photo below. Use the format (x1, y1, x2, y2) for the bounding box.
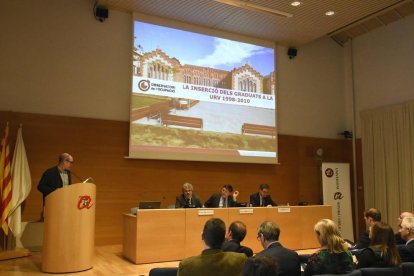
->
(138, 201, 161, 209)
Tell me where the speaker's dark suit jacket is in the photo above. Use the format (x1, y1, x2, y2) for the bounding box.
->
(175, 194, 203, 208)
(204, 193, 236, 208)
(250, 192, 277, 207)
(398, 240, 414, 262)
(178, 248, 247, 276)
(256, 242, 301, 276)
(222, 239, 253, 257)
(37, 166, 72, 203)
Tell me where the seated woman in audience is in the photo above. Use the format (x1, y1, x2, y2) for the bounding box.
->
(242, 256, 278, 276)
(356, 221, 401, 268)
(304, 219, 354, 276)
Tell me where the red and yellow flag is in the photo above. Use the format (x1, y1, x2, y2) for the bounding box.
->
(0, 123, 13, 235)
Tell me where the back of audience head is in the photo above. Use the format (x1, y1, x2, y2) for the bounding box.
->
(370, 221, 401, 266)
(400, 217, 414, 241)
(202, 218, 226, 249)
(314, 219, 348, 253)
(257, 221, 280, 243)
(228, 221, 247, 243)
(242, 256, 278, 276)
(364, 208, 381, 226)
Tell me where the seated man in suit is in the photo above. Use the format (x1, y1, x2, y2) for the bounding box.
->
(398, 216, 414, 262)
(204, 184, 239, 208)
(255, 221, 301, 276)
(178, 218, 247, 276)
(395, 211, 413, 245)
(222, 221, 253, 257)
(37, 153, 74, 205)
(250, 183, 277, 207)
(175, 182, 203, 208)
(352, 208, 381, 250)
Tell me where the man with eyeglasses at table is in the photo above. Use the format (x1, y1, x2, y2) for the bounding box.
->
(175, 182, 203, 208)
(37, 153, 74, 206)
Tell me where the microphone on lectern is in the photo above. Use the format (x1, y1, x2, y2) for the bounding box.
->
(82, 177, 95, 183)
(70, 170, 84, 183)
(71, 171, 94, 183)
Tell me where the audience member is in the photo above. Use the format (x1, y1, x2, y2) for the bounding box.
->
(397, 216, 414, 262)
(204, 184, 239, 208)
(175, 182, 203, 208)
(250, 183, 277, 207)
(222, 221, 253, 257)
(255, 221, 301, 276)
(242, 256, 279, 276)
(304, 219, 354, 276)
(353, 208, 382, 249)
(177, 218, 247, 276)
(395, 211, 414, 245)
(356, 221, 401, 268)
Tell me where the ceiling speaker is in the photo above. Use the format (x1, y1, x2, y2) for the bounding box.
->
(288, 47, 297, 59)
(95, 6, 109, 22)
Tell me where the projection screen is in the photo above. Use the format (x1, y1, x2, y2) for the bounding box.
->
(129, 15, 278, 164)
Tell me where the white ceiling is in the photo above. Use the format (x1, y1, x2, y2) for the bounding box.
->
(99, 0, 413, 46)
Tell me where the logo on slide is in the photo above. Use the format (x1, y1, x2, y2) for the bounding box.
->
(138, 79, 151, 91)
(77, 195, 93, 210)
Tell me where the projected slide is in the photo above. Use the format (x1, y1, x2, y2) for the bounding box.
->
(130, 20, 277, 164)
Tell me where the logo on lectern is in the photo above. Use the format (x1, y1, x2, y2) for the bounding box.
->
(78, 195, 93, 209)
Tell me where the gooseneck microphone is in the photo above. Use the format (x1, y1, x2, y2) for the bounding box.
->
(70, 170, 84, 183)
(70, 171, 94, 183)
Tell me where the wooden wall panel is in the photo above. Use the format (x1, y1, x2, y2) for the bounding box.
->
(0, 111, 357, 245)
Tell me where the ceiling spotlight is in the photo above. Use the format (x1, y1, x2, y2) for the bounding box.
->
(215, 0, 293, 17)
(291, 1, 301, 7)
(325, 10, 335, 16)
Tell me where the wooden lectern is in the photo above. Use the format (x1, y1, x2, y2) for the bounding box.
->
(42, 183, 96, 273)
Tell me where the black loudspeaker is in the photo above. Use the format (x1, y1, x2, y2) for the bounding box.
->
(288, 47, 297, 59)
(95, 6, 109, 22)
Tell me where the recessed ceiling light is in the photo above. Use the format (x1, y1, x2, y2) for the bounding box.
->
(291, 1, 301, 6)
(325, 10, 335, 16)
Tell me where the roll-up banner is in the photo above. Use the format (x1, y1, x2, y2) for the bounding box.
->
(322, 162, 354, 241)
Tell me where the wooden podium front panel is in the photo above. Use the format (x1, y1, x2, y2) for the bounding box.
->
(299, 205, 332, 248)
(185, 208, 228, 257)
(136, 209, 185, 263)
(123, 214, 138, 263)
(228, 208, 267, 254)
(42, 183, 96, 273)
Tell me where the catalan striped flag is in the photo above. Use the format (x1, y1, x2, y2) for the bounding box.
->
(0, 123, 13, 235)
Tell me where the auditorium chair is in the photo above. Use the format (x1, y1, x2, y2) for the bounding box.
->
(359, 267, 403, 276)
(148, 267, 178, 276)
(402, 262, 414, 275)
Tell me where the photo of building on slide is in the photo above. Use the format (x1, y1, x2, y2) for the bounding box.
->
(130, 21, 277, 157)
